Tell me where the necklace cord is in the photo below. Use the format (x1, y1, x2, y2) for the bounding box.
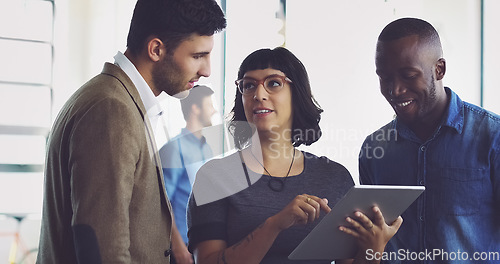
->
(249, 148, 296, 192)
(238, 151, 252, 187)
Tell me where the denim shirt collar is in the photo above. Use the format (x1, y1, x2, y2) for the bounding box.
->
(440, 87, 464, 134)
(393, 87, 464, 142)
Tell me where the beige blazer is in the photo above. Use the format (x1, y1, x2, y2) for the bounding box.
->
(37, 63, 173, 263)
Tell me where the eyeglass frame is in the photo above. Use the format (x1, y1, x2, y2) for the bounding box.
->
(235, 74, 293, 95)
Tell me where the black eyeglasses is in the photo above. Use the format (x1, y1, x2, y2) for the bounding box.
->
(235, 74, 292, 95)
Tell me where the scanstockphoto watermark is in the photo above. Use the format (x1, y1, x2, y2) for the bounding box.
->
(366, 249, 500, 262)
(267, 124, 398, 143)
(266, 125, 397, 160)
(358, 128, 398, 160)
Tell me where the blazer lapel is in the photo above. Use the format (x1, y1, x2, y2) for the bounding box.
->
(100, 62, 173, 214)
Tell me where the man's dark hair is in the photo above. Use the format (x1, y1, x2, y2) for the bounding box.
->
(126, 0, 226, 55)
(229, 47, 323, 149)
(180, 85, 214, 120)
(378, 17, 441, 45)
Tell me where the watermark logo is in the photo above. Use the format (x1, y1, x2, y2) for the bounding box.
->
(366, 249, 500, 262)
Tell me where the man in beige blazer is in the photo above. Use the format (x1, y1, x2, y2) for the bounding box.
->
(36, 0, 226, 263)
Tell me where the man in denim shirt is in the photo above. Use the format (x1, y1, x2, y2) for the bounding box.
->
(359, 18, 500, 263)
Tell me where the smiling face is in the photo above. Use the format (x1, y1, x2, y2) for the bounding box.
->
(375, 34, 447, 128)
(152, 34, 214, 98)
(241, 68, 293, 138)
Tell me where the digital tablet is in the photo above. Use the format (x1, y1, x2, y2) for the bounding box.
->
(288, 185, 425, 260)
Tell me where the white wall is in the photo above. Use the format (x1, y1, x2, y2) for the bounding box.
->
(483, 0, 500, 114)
(222, 0, 287, 118)
(52, 0, 136, 114)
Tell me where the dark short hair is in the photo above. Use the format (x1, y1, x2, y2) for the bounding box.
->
(126, 0, 226, 55)
(378, 17, 441, 45)
(229, 47, 323, 149)
(180, 85, 214, 120)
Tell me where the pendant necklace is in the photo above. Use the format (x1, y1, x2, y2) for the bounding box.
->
(249, 149, 296, 192)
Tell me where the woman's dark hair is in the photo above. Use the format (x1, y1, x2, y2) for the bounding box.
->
(126, 0, 226, 55)
(228, 47, 323, 149)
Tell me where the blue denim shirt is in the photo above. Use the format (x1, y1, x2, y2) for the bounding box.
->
(159, 128, 213, 243)
(359, 88, 500, 263)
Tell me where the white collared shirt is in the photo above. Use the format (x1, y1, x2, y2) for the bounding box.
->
(113, 51, 169, 149)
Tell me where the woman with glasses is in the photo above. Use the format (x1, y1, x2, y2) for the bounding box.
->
(187, 47, 401, 264)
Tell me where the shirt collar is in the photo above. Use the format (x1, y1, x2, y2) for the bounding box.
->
(441, 87, 464, 134)
(113, 51, 162, 118)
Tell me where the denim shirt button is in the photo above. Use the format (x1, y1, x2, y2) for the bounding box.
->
(420, 146, 426, 151)
(419, 216, 424, 221)
(419, 180, 424, 185)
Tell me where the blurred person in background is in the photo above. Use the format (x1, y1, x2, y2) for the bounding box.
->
(160, 84, 217, 264)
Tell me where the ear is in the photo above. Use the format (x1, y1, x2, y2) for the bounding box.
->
(435, 58, 446, 81)
(146, 37, 164, 62)
(191, 104, 201, 116)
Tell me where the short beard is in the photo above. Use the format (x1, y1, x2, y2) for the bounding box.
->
(421, 74, 437, 117)
(429, 74, 436, 99)
(151, 54, 184, 97)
